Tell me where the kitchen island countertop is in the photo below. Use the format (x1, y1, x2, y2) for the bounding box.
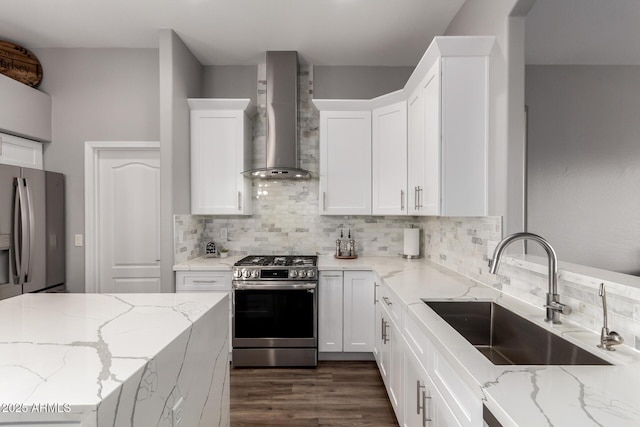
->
(0, 292, 229, 426)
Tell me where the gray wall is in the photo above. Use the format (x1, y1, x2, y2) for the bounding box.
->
(202, 65, 257, 103)
(526, 65, 640, 274)
(313, 66, 414, 99)
(159, 30, 203, 292)
(33, 48, 160, 294)
(445, 0, 535, 237)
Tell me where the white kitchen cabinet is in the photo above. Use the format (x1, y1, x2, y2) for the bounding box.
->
(439, 56, 488, 216)
(403, 337, 462, 427)
(376, 280, 404, 424)
(343, 271, 375, 351)
(0, 132, 43, 169)
(318, 271, 344, 352)
(318, 270, 374, 353)
(376, 298, 404, 425)
(188, 98, 252, 215)
(175, 270, 233, 354)
(375, 301, 390, 383)
(315, 106, 372, 215)
(372, 100, 408, 215)
(407, 63, 440, 216)
(405, 37, 492, 217)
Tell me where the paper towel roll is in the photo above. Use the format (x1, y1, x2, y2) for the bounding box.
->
(403, 228, 420, 258)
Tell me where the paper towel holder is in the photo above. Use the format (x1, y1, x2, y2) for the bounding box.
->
(402, 226, 421, 259)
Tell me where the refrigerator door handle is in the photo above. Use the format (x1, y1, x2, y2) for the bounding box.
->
(24, 177, 34, 282)
(13, 178, 21, 283)
(13, 178, 28, 284)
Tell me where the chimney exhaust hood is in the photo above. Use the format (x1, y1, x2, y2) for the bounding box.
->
(243, 51, 312, 179)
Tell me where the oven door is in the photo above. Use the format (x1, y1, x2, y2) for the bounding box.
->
(232, 281, 317, 348)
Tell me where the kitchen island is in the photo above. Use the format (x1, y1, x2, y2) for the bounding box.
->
(0, 293, 229, 426)
(176, 255, 640, 426)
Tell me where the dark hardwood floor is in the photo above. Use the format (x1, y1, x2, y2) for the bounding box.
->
(230, 361, 399, 426)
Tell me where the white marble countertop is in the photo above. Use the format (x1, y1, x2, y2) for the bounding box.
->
(175, 255, 640, 425)
(0, 292, 227, 424)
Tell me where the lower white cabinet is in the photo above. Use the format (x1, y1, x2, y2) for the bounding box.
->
(318, 270, 374, 353)
(375, 299, 404, 425)
(403, 336, 462, 427)
(175, 271, 232, 354)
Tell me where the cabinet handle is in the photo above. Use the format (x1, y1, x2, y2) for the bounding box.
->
(422, 390, 432, 426)
(374, 281, 377, 303)
(383, 319, 390, 344)
(322, 192, 326, 211)
(192, 280, 217, 284)
(414, 186, 419, 210)
(238, 191, 242, 211)
(418, 186, 423, 209)
(417, 380, 425, 415)
(400, 190, 405, 211)
(383, 296, 392, 306)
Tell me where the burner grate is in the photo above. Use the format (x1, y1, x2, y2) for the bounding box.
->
(234, 255, 317, 267)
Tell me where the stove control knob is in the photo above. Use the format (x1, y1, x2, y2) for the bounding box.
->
(299, 270, 307, 278)
(290, 270, 298, 278)
(307, 270, 315, 278)
(242, 269, 250, 279)
(251, 270, 259, 278)
(233, 270, 241, 278)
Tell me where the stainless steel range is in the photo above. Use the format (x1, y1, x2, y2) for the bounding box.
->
(232, 255, 318, 367)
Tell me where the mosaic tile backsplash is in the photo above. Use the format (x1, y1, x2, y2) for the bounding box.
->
(174, 62, 640, 352)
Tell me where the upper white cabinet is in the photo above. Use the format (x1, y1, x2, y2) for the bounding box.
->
(315, 102, 372, 215)
(407, 62, 440, 216)
(405, 37, 493, 217)
(188, 99, 252, 215)
(0, 132, 43, 169)
(372, 98, 407, 215)
(315, 36, 494, 218)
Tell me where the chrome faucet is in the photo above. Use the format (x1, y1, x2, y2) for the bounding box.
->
(488, 232, 571, 324)
(597, 283, 624, 351)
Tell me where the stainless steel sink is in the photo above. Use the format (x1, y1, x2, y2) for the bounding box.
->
(424, 301, 610, 365)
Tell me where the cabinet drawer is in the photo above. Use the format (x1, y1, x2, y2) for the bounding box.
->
(378, 282, 401, 325)
(176, 271, 231, 292)
(429, 345, 481, 427)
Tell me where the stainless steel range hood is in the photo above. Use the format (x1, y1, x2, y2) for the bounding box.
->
(243, 51, 311, 179)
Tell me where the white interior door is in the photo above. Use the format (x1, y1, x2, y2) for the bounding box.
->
(97, 149, 160, 293)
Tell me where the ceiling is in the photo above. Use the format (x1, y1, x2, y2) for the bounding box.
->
(526, 0, 640, 65)
(0, 0, 465, 66)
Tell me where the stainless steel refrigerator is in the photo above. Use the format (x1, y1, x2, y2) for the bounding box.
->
(0, 165, 65, 300)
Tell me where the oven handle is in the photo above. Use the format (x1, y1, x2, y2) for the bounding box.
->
(233, 282, 317, 290)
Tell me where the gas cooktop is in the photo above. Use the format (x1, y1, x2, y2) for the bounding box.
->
(234, 255, 317, 267)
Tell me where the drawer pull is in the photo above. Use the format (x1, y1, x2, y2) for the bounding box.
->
(192, 280, 217, 284)
(383, 296, 392, 306)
